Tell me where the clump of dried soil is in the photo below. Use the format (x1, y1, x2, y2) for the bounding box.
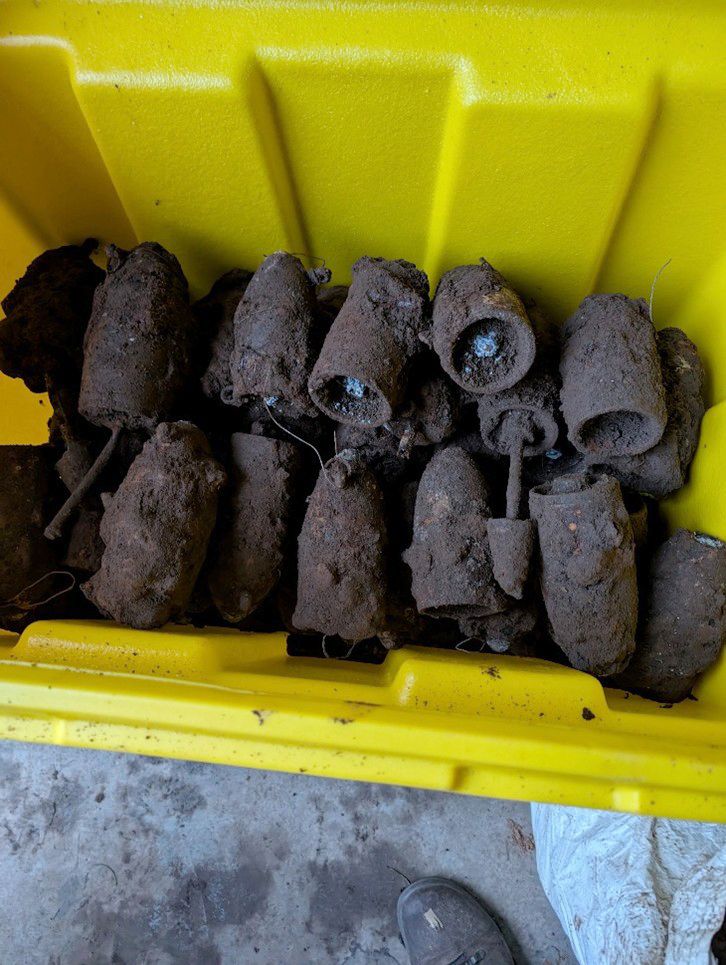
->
(83, 422, 225, 629)
(293, 449, 388, 641)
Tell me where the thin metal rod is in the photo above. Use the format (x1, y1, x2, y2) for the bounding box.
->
(44, 426, 122, 540)
(506, 431, 525, 520)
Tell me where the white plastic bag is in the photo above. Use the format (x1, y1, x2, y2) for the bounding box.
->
(531, 803, 726, 965)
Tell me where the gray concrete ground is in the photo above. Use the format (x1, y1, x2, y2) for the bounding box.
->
(0, 741, 574, 965)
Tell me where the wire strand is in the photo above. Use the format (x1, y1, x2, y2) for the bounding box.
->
(454, 636, 485, 653)
(284, 251, 327, 268)
(263, 400, 328, 478)
(321, 635, 358, 660)
(0, 570, 76, 610)
(649, 258, 672, 324)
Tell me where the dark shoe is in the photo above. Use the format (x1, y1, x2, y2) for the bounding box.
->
(397, 876, 514, 965)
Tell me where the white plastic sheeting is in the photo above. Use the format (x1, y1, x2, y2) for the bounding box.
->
(531, 804, 726, 965)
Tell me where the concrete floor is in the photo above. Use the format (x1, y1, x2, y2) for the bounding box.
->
(0, 741, 575, 965)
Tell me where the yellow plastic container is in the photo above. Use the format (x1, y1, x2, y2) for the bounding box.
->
(1, 0, 726, 821)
